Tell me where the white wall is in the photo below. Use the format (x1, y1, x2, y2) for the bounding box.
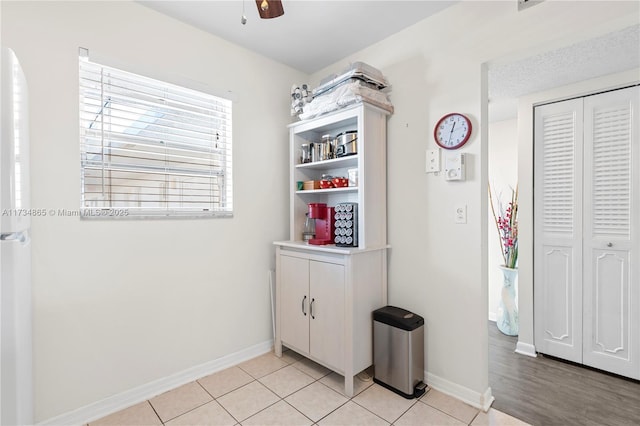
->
(488, 119, 518, 321)
(311, 0, 639, 407)
(1, 1, 305, 421)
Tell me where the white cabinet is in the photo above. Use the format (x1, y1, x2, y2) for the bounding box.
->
(279, 253, 345, 372)
(534, 86, 640, 379)
(274, 102, 390, 396)
(275, 245, 387, 396)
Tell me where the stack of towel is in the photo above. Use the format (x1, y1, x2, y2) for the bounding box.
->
(292, 62, 394, 120)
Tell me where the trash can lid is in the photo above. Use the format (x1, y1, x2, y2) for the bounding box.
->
(373, 306, 424, 331)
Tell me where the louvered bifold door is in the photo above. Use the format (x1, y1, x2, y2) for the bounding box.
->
(582, 86, 639, 379)
(534, 98, 584, 363)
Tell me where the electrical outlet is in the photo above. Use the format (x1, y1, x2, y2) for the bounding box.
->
(455, 204, 467, 224)
(426, 149, 440, 173)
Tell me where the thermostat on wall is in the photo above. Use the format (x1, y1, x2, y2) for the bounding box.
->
(444, 152, 465, 181)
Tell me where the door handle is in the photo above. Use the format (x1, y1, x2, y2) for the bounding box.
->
(0, 230, 29, 244)
(301, 295, 307, 316)
(310, 298, 315, 319)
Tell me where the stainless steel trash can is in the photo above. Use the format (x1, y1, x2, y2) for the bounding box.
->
(373, 306, 426, 399)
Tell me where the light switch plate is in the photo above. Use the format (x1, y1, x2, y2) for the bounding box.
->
(426, 149, 440, 173)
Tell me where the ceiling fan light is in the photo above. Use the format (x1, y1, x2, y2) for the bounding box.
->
(255, 0, 284, 19)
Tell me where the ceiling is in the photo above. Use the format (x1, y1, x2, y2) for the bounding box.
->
(139, 0, 458, 74)
(488, 24, 640, 100)
(487, 24, 639, 120)
(140, 1, 639, 120)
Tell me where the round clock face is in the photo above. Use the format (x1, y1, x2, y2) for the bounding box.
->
(434, 113, 472, 150)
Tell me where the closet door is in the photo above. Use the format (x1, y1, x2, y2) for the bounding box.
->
(582, 86, 639, 379)
(534, 98, 584, 363)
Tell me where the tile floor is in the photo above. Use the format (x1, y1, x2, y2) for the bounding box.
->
(90, 350, 530, 426)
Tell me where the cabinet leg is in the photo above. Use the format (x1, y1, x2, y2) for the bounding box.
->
(275, 340, 282, 357)
(344, 375, 354, 398)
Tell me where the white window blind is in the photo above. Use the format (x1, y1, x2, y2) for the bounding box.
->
(79, 54, 232, 218)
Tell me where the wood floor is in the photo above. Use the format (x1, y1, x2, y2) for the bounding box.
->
(488, 322, 640, 426)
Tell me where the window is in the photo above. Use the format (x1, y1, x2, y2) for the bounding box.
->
(79, 53, 232, 218)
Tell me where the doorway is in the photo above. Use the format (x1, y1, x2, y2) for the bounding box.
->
(484, 24, 640, 420)
(486, 26, 640, 344)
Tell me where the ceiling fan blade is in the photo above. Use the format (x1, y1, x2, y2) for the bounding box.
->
(255, 0, 284, 19)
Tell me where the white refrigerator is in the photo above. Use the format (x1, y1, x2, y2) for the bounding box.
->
(0, 46, 33, 426)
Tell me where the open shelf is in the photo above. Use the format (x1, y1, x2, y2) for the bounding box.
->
(296, 187, 357, 195)
(295, 155, 358, 170)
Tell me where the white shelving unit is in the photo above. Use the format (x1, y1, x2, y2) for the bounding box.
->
(274, 102, 391, 397)
(287, 102, 390, 250)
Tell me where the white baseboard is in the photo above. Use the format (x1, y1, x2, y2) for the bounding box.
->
(425, 371, 494, 412)
(515, 341, 537, 358)
(488, 312, 497, 322)
(39, 339, 274, 426)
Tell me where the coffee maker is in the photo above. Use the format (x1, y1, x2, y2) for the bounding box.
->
(307, 203, 335, 245)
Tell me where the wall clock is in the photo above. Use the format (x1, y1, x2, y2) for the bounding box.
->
(434, 113, 472, 150)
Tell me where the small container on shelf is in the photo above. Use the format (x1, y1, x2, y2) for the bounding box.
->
(319, 180, 334, 189)
(300, 144, 312, 164)
(321, 134, 334, 160)
(332, 177, 349, 188)
(303, 180, 320, 190)
(348, 168, 358, 187)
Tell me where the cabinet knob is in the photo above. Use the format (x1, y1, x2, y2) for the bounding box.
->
(607, 242, 613, 247)
(301, 295, 307, 316)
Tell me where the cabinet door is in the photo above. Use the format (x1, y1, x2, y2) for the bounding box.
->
(280, 255, 310, 354)
(309, 260, 345, 371)
(582, 86, 639, 379)
(534, 98, 584, 363)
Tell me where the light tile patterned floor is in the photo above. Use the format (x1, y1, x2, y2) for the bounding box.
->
(90, 350, 530, 426)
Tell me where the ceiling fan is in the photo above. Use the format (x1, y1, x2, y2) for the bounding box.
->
(241, 0, 284, 25)
(256, 0, 285, 19)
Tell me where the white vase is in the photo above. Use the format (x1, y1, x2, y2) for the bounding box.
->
(496, 265, 519, 336)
